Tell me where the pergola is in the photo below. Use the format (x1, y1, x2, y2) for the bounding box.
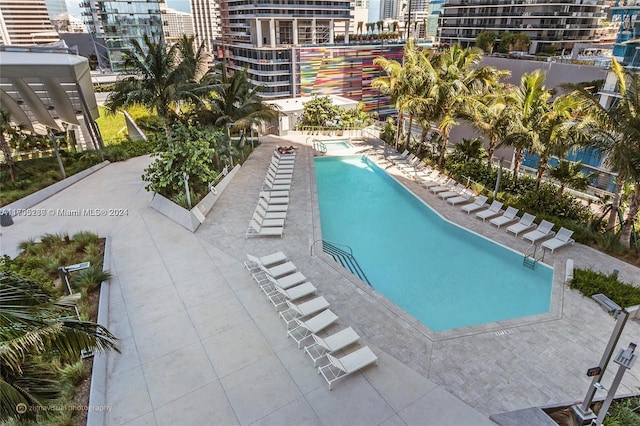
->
(0, 45, 103, 151)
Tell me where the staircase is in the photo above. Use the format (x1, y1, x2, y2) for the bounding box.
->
(523, 243, 544, 269)
(321, 240, 372, 286)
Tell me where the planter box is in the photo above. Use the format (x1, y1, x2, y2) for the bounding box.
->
(149, 165, 240, 232)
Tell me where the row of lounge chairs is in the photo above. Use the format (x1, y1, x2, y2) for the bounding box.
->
(244, 251, 378, 390)
(246, 150, 296, 238)
(391, 156, 575, 253)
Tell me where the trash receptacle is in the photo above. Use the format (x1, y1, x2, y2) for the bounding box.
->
(0, 210, 14, 227)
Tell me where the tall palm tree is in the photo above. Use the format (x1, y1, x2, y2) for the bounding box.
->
(564, 58, 640, 241)
(105, 35, 203, 137)
(1, 271, 119, 421)
(174, 35, 212, 84)
(423, 44, 508, 168)
(461, 84, 514, 165)
(530, 94, 583, 189)
(373, 48, 408, 149)
(203, 63, 278, 134)
(501, 70, 549, 180)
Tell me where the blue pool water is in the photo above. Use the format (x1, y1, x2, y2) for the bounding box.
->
(315, 156, 553, 331)
(324, 140, 353, 151)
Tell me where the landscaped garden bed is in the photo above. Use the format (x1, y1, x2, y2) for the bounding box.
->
(0, 231, 118, 425)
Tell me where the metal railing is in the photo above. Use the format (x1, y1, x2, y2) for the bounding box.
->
(311, 239, 372, 286)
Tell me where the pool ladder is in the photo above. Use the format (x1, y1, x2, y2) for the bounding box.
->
(312, 240, 372, 286)
(523, 243, 545, 269)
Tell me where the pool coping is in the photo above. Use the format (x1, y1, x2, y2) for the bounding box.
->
(309, 149, 565, 342)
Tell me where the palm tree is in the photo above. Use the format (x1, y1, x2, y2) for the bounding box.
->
(549, 160, 593, 196)
(530, 94, 583, 189)
(105, 35, 201, 137)
(501, 70, 549, 181)
(373, 46, 410, 149)
(422, 44, 507, 168)
(564, 58, 640, 241)
(174, 35, 211, 84)
(1, 270, 119, 421)
(203, 63, 278, 134)
(0, 109, 20, 182)
(461, 84, 514, 165)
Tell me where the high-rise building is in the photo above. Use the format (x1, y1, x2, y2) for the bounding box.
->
(379, 0, 398, 20)
(161, 4, 194, 45)
(219, 0, 353, 99)
(81, 0, 164, 71)
(611, 0, 640, 67)
(0, 0, 58, 45)
(439, 0, 607, 53)
(45, 0, 67, 20)
(190, 0, 221, 54)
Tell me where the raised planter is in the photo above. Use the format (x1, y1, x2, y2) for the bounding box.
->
(86, 237, 111, 426)
(149, 165, 240, 232)
(3, 161, 110, 211)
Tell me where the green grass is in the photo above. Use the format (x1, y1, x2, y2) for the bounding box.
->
(95, 106, 127, 144)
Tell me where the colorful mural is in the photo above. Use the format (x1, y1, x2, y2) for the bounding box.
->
(298, 43, 405, 118)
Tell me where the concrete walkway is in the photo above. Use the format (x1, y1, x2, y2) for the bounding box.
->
(1, 137, 639, 426)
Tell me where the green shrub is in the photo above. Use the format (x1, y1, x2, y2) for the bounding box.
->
(72, 265, 110, 291)
(570, 268, 640, 308)
(604, 397, 640, 426)
(58, 360, 88, 386)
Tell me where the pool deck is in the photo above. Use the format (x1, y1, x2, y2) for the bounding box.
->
(1, 134, 639, 425)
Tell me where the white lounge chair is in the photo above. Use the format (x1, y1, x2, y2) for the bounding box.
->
(260, 189, 289, 198)
(258, 198, 288, 213)
(288, 309, 339, 348)
(268, 164, 293, 178)
(244, 251, 287, 273)
(414, 169, 439, 182)
(271, 159, 294, 170)
(268, 282, 318, 310)
(257, 261, 297, 279)
(262, 178, 290, 191)
(279, 296, 330, 329)
(437, 183, 467, 200)
(252, 212, 284, 228)
(396, 156, 420, 171)
(430, 179, 457, 194)
(246, 220, 284, 238)
(255, 204, 286, 220)
(387, 149, 408, 162)
(265, 170, 292, 185)
(475, 200, 504, 221)
(523, 220, 556, 243)
(393, 153, 415, 165)
(259, 192, 289, 205)
(304, 327, 360, 366)
(489, 207, 520, 228)
(460, 195, 488, 214)
(422, 175, 450, 188)
(258, 271, 307, 295)
(541, 227, 575, 252)
(447, 189, 474, 206)
(505, 213, 537, 236)
(273, 151, 296, 162)
(318, 346, 378, 390)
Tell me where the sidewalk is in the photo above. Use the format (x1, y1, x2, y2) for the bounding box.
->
(0, 150, 495, 425)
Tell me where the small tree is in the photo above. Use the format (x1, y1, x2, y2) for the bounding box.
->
(142, 124, 219, 205)
(451, 137, 488, 163)
(498, 32, 531, 53)
(299, 96, 341, 127)
(476, 31, 497, 54)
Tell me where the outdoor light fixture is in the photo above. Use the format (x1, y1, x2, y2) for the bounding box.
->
(572, 294, 629, 425)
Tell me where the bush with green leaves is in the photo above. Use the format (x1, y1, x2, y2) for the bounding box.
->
(570, 268, 640, 308)
(142, 124, 219, 202)
(297, 96, 373, 130)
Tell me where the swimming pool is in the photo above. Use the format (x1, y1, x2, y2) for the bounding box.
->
(314, 156, 553, 332)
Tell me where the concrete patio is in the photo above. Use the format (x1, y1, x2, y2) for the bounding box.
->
(1, 134, 639, 426)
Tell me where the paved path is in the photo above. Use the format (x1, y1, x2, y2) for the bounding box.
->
(1, 136, 639, 426)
